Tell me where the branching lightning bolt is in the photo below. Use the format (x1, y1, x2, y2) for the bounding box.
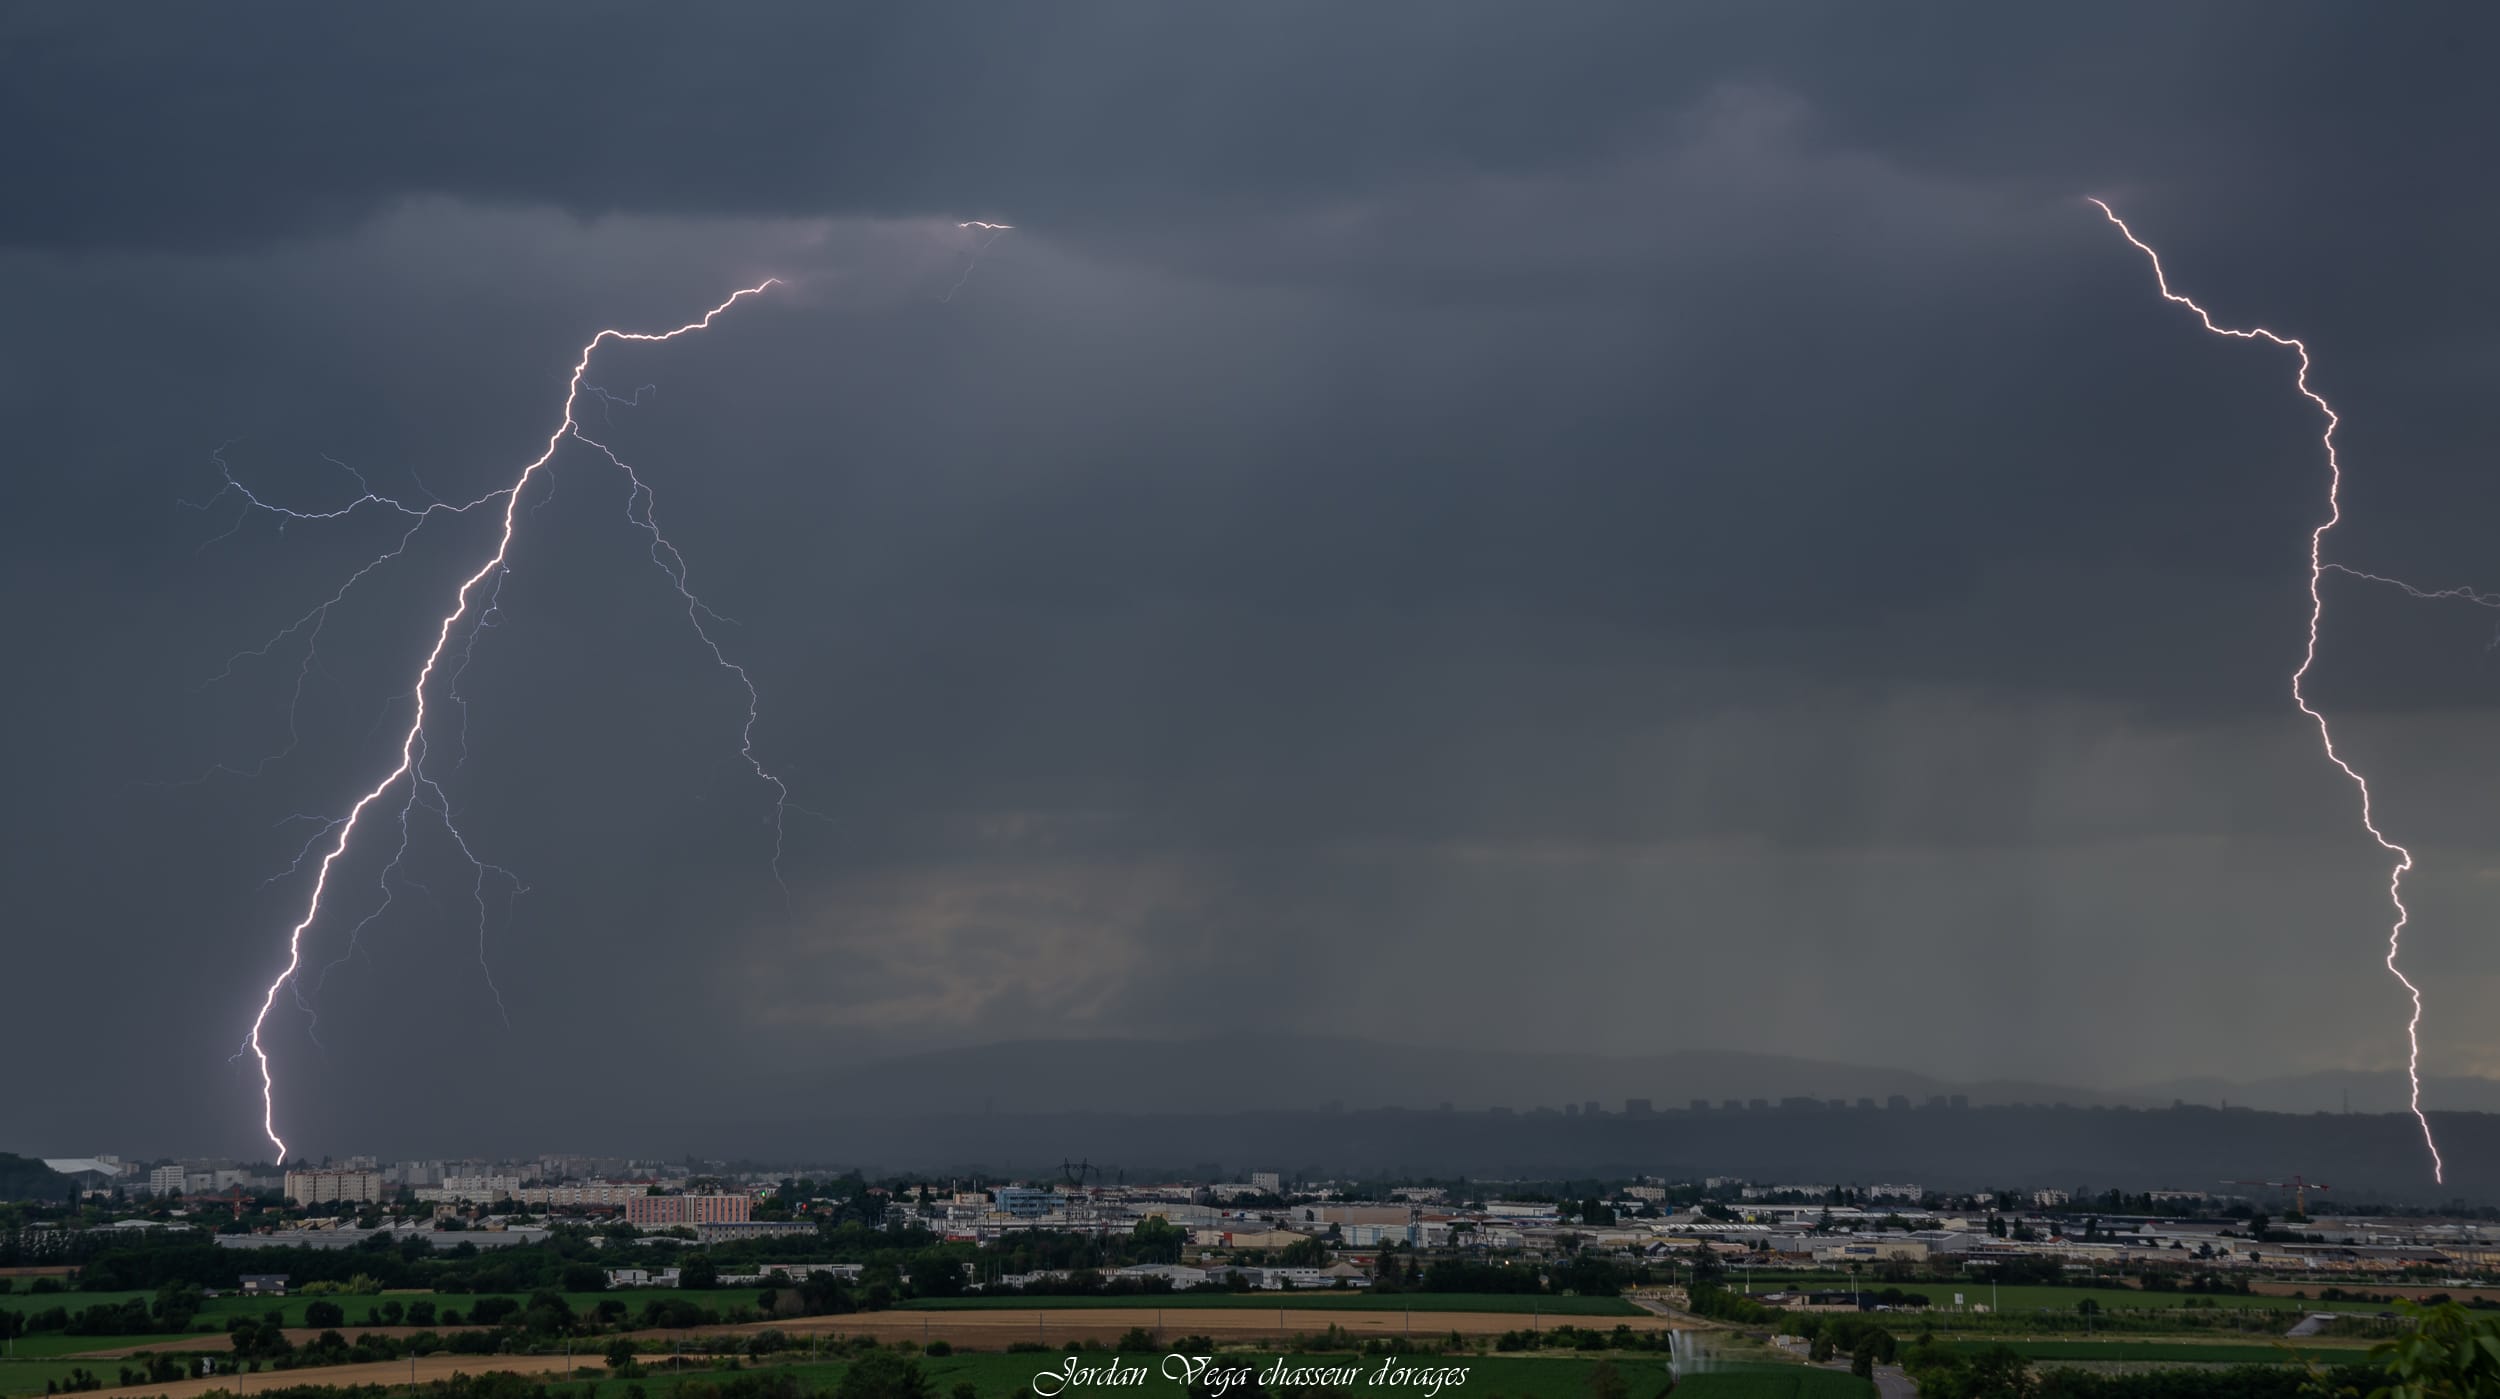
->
(572, 427, 790, 896)
(164, 442, 528, 792)
(2090, 199, 2444, 1182)
(2322, 557, 2500, 681)
(237, 281, 780, 1162)
(2324, 563, 2500, 612)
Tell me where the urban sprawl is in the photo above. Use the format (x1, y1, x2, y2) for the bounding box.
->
(8, 1150, 2500, 1398)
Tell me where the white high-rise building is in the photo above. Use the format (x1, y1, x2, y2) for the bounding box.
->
(439, 1174, 521, 1201)
(150, 1165, 186, 1196)
(283, 1168, 384, 1206)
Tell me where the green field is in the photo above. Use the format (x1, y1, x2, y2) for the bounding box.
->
(1725, 1276, 2394, 1314)
(0, 1344, 1878, 1399)
(0, 1286, 1638, 1346)
(898, 1292, 1643, 1317)
(1943, 1339, 2372, 1365)
(1677, 1372, 1876, 1399)
(464, 1352, 1855, 1399)
(1984, 1287, 2388, 1315)
(0, 1333, 200, 1357)
(0, 1292, 154, 1316)
(0, 1359, 120, 1398)
(0, 1289, 700, 1332)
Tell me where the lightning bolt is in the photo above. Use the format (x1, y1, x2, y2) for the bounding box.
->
(236, 280, 780, 1162)
(2090, 199, 2443, 1182)
(2320, 555, 2500, 698)
(2323, 563, 2500, 612)
(944, 222, 1014, 304)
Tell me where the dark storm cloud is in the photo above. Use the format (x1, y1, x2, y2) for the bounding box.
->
(6, 5, 2500, 1157)
(8, 1, 2497, 256)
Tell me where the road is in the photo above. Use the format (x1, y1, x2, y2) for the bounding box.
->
(1624, 1294, 1723, 1328)
(1767, 1335, 1917, 1396)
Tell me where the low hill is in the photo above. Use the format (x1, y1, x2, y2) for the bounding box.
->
(797, 1033, 2153, 1116)
(0, 1153, 73, 1202)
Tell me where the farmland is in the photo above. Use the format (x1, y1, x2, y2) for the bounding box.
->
(1938, 1338, 2373, 1365)
(3, 1349, 1870, 1399)
(1722, 1274, 2397, 1313)
(0, 1291, 695, 1331)
(899, 1291, 1643, 1316)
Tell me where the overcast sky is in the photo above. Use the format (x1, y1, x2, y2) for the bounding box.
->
(7, 2, 2500, 1160)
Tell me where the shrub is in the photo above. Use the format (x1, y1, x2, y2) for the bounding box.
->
(832, 1348, 935, 1399)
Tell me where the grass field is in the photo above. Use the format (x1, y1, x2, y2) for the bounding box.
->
(0, 1293, 154, 1316)
(1724, 1276, 2393, 1314)
(1942, 1339, 2372, 1365)
(0, 1359, 118, 1398)
(0, 1335, 200, 1359)
(0, 1287, 1641, 1346)
(1677, 1372, 1875, 1399)
(899, 1292, 1642, 1317)
(0, 1348, 1872, 1399)
(0, 1290, 700, 1332)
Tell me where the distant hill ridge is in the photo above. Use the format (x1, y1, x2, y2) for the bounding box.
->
(808, 1034, 2500, 1118)
(820, 1034, 2099, 1115)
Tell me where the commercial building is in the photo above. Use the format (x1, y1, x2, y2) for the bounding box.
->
(1191, 1227, 1309, 1250)
(1293, 1204, 1410, 1229)
(43, 1157, 129, 1189)
(1813, 1239, 1930, 1264)
(150, 1165, 186, 1196)
(993, 1187, 1054, 1219)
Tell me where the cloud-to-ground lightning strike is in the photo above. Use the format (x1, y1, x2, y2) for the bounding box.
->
(2089, 199, 2445, 1182)
(238, 281, 779, 1162)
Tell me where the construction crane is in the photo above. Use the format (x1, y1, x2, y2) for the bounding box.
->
(2221, 1175, 2332, 1216)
